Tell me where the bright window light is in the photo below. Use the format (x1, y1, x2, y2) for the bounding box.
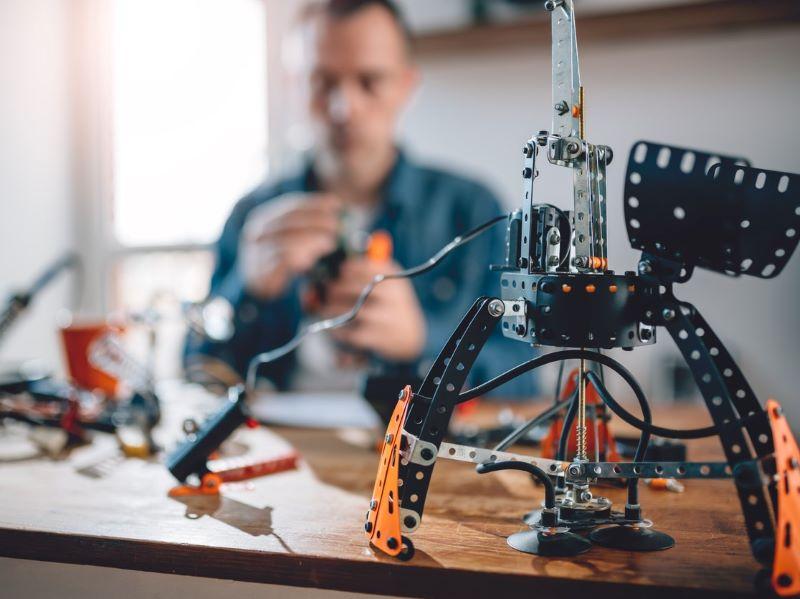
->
(112, 0, 268, 246)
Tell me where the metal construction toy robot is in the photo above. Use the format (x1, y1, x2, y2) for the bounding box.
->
(363, 1, 800, 595)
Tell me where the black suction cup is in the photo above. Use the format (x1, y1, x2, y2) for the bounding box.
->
(589, 524, 675, 551)
(508, 529, 592, 557)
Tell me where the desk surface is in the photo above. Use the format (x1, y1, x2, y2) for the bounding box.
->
(0, 384, 761, 598)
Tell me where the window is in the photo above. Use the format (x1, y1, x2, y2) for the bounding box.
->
(112, 0, 268, 247)
(106, 0, 268, 377)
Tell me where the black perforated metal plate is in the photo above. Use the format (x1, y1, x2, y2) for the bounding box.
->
(624, 141, 800, 278)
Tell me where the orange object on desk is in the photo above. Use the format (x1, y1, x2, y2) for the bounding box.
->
(59, 320, 122, 397)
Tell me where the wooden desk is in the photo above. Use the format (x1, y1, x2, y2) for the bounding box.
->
(0, 385, 762, 598)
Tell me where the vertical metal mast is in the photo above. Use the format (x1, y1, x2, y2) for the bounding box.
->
(545, 0, 609, 273)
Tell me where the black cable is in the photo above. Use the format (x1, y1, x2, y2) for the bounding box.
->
(555, 387, 579, 491)
(492, 395, 573, 452)
(586, 370, 650, 505)
(553, 359, 566, 406)
(557, 387, 579, 463)
(476, 460, 556, 508)
(245, 213, 509, 390)
(458, 349, 720, 439)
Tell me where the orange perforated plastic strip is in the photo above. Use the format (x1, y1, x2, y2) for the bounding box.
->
(767, 399, 800, 597)
(365, 385, 411, 557)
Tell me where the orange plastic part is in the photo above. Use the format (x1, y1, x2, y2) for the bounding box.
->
(169, 473, 224, 497)
(366, 230, 393, 262)
(541, 368, 620, 462)
(767, 399, 800, 596)
(168, 453, 299, 498)
(365, 385, 411, 557)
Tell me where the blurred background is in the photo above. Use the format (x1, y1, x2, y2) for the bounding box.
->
(1, 0, 798, 417)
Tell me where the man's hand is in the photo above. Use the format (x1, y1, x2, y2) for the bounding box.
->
(320, 258, 426, 362)
(240, 193, 341, 300)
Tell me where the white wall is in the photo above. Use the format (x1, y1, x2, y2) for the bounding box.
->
(400, 26, 800, 419)
(0, 0, 75, 371)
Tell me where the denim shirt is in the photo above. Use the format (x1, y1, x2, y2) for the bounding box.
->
(185, 150, 537, 397)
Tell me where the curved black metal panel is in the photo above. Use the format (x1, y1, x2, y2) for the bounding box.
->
(624, 140, 800, 278)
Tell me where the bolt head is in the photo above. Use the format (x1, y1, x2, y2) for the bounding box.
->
(662, 308, 676, 321)
(638, 260, 653, 275)
(386, 537, 399, 550)
(487, 299, 505, 317)
(420, 448, 434, 461)
(370, 499, 378, 510)
(364, 521, 373, 533)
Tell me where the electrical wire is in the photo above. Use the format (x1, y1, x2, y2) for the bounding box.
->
(245, 213, 509, 391)
(584, 370, 716, 440)
(458, 349, 722, 440)
(492, 393, 573, 452)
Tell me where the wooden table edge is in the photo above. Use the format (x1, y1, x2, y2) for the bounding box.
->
(0, 527, 756, 598)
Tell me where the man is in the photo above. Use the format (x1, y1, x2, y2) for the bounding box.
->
(185, 0, 535, 396)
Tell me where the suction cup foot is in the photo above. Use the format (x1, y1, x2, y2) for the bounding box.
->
(508, 529, 593, 557)
(589, 524, 675, 551)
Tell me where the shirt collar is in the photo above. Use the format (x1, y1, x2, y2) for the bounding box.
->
(299, 148, 418, 218)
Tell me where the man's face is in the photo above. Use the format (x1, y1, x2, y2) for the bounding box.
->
(308, 6, 417, 176)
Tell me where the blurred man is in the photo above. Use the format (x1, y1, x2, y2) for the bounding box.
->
(185, 0, 534, 395)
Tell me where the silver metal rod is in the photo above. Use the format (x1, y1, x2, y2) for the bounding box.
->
(576, 356, 587, 461)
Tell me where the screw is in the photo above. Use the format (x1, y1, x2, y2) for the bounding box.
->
(536, 131, 549, 146)
(544, 0, 556, 11)
(386, 537, 399, 550)
(420, 447, 434, 461)
(404, 515, 416, 529)
(364, 521, 373, 533)
(515, 325, 526, 336)
(573, 256, 589, 268)
(568, 464, 582, 477)
(370, 499, 378, 510)
(548, 231, 561, 245)
(488, 299, 505, 317)
(580, 490, 593, 503)
(385, 433, 394, 444)
(662, 308, 676, 321)
(567, 142, 580, 154)
(517, 257, 529, 269)
(638, 260, 653, 275)
(547, 255, 560, 266)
